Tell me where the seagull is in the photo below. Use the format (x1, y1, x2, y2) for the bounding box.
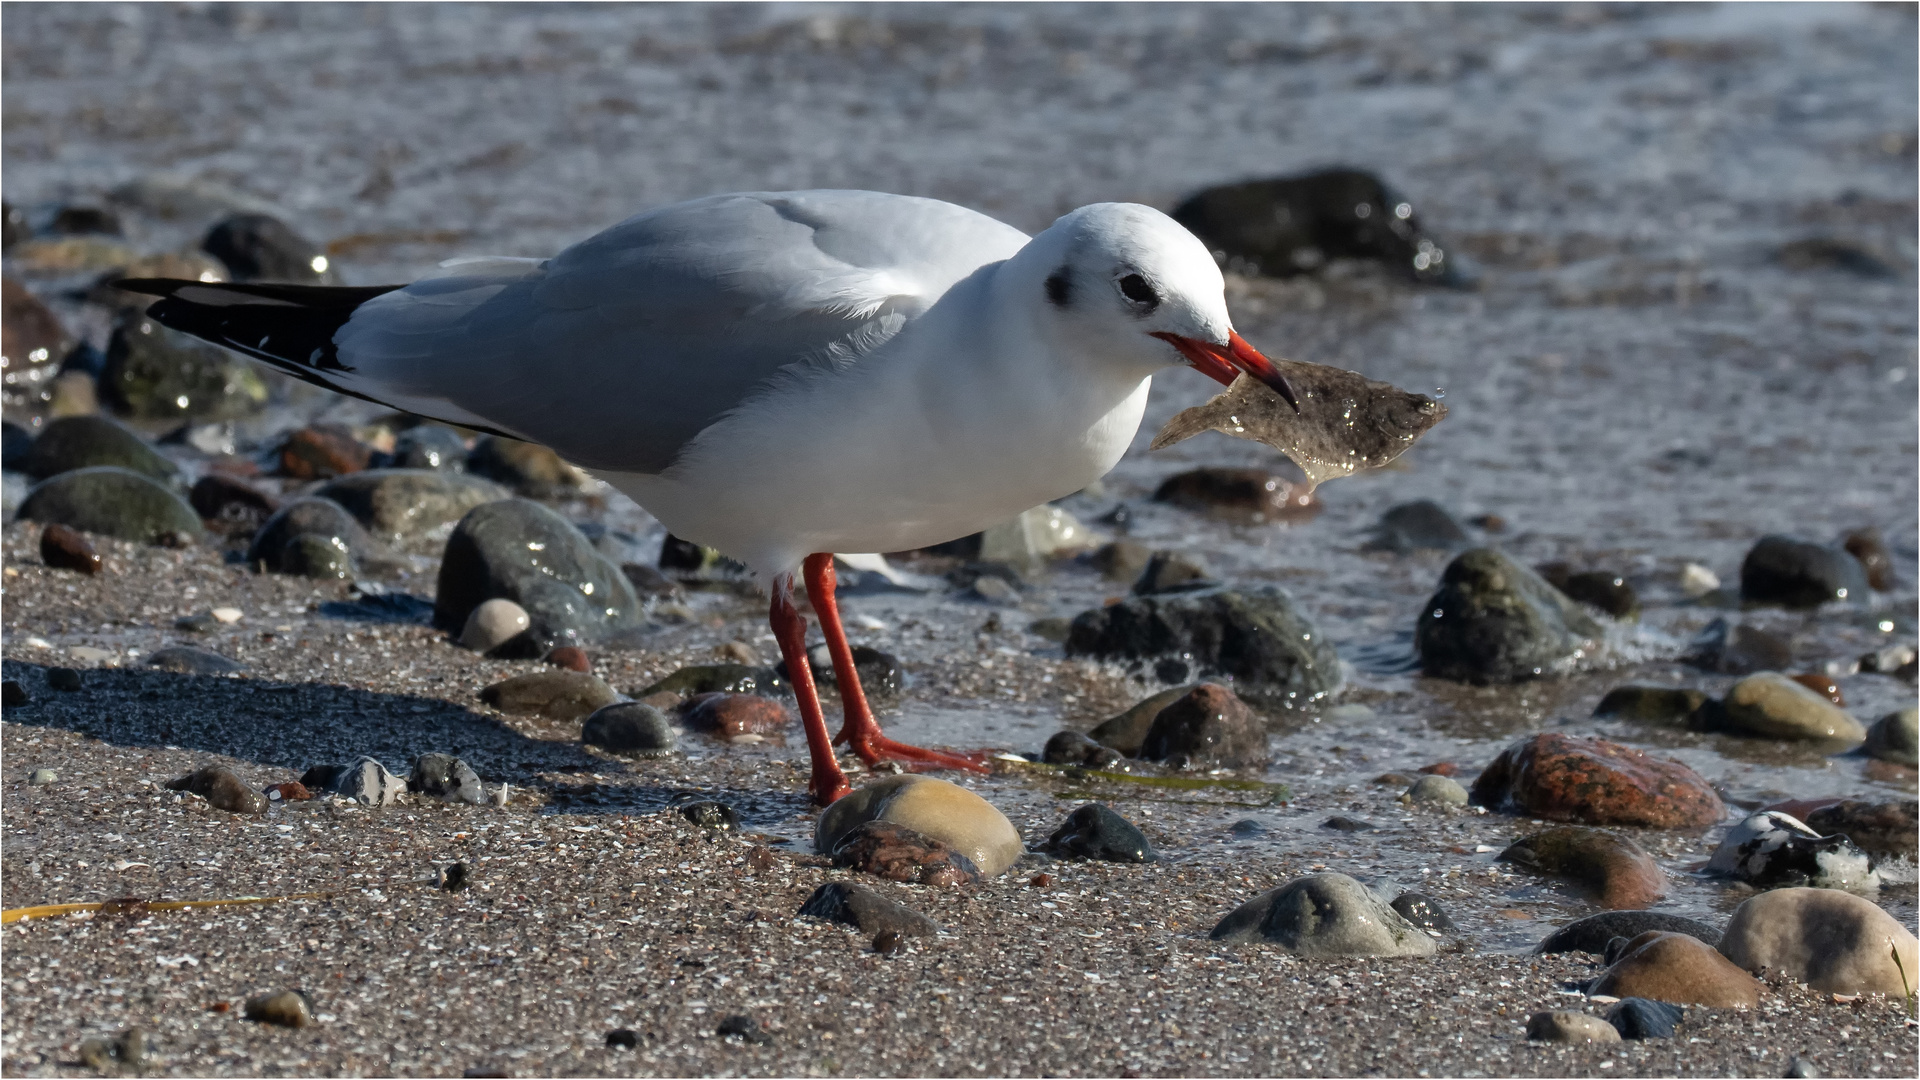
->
(119, 189, 1299, 805)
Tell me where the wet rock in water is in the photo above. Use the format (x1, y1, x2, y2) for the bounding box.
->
(1151, 467, 1317, 523)
(1539, 566, 1640, 621)
(2, 420, 32, 468)
(245, 497, 379, 575)
(1535, 911, 1723, 956)
(243, 989, 313, 1028)
(605, 1028, 640, 1050)
(1718, 887, 1920, 997)
(2, 277, 73, 416)
(408, 753, 487, 805)
(103, 314, 269, 422)
(1717, 672, 1866, 743)
(1470, 733, 1724, 829)
(189, 473, 278, 535)
(1170, 168, 1464, 285)
(1322, 816, 1375, 833)
(974, 505, 1101, 573)
(1862, 707, 1918, 766)
(827, 820, 983, 887)
(1140, 684, 1269, 769)
(1230, 819, 1267, 838)
(620, 562, 683, 599)
(39, 523, 101, 574)
(1390, 892, 1454, 932)
(1131, 551, 1218, 595)
(314, 469, 510, 544)
(1087, 685, 1195, 756)
(203, 214, 332, 283)
(460, 598, 531, 654)
(1684, 618, 1793, 676)
(277, 424, 371, 480)
(1366, 500, 1470, 553)
(479, 670, 620, 722)
(546, 645, 590, 672)
(638, 663, 788, 699)
(299, 757, 406, 807)
(1788, 673, 1844, 705)
(465, 436, 591, 500)
(1525, 1011, 1621, 1044)
(682, 692, 792, 741)
(1708, 811, 1878, 890)
(46, 667, 82, 692)
(1498, 826, 1666, 910)
(165, 765, 266, 814)
(1042, 730, 1124, 768)
(1593, 686, 1714, 726)
(1066, 585, 1340, 709)
(1804, 800, 1917, 858)
(1858, 642, 1918, 678)
(1404, 774, 1468, 806)
(1774, 237, 1897, 279)
(774, 643, 904, 704)
(1590, 931, 1762, 1007)
(580, 702, 677, 757)
(20, 467, 203, 544)
(816, 775, 1022, 878)
(1415, 548, 1603, 683)
(1604, 997, 1684, 1040)
(796, 881, 940, 937)
(1043, 803, 1157, 863)
(1740, 536, 1869, 609)
(1210, 872, 1438, 957)
(1840, 527, 1895, 590)
(715, 1014, 770, 1045)
(21, 415, 177, 484)
(4, 682, 28, 708)
(435, 499, 643, 654)
(145, 645, 246, 675)
(658, 533, 748, 578)
(387, 425, 468, 471)
(680, 801, 740, 830)
(1088, 539, 1153, 583)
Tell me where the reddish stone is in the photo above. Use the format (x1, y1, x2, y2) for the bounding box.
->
(278, 424, 370, 479)
(1788, 673, 1844, 705)
(203, 455, 261, 478)
(1151, 467, 1320, 523)
(1140, 683, 1269, 768)
(1469, 733, 1724, 830)
(39, 523, 101, 574)
(681, 692, 793, 739)
(263, 781, 312, 802)
(1588, 931, 1762, 1008)
(189, 473, 279, 535)
(1497, 825, 1665, 909)
(828, 820, 981, 887)
(545, 646, 590, 672)
(1842, 527, 1895, 591)
(1417, 761, 1459, 776)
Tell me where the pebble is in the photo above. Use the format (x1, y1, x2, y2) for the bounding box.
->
(1150, 467, 1318, 523)
(165, 765, 266, 814)
(1321, 816, 1375, 832)
(76, 1028, 145, 1073)
(1131, 551, 1217, 595)
(20, 415, 177, 484)
(438, 862, 471, 891)
(27, 768, 55, 784)
(1684, 618, 1793, 675)
(1210, 872, 1438, 956)
(714, 1014, 770, 1045)
(1539, 566, 1640, 620)
(314, 469, 510, 543)
(1786, 1056, 1820, 1079)
(1858, 642, 1918, 678)
(580, 702, 678, 757)
(460, 598, 531, 654)
(277, 424, 371, 479)
(1862, 706, 1918, 766)
(1707, 811, 1878, 890)
(968, 575, 1019, 604)
(408, 753, 487, 805)
(1404, 774, 1468, 806)
(434, 498, 643, 655)
(1086, 685, 1194, 756)
(1140, 683, 1270, 769)
(681, 692, 793, 741)
(1365, 499, 1470, 553)
(300, 757, 407, 806)
(1390, 892, 1455, 932)
(38, 523, 101, 574)
(1041, 730, 1124, 767)
(386, 424, 468, 471)
(203, 213, 332, 282)
(1591, 686, 1712, 726)
(145, 645, 247, 675)
(1088, 539, 1153, 583)
(2, 277, 74, 418)
(1534, 911, 1723, 956)
(103, 313, 268, 421)
(796, 881, 940, 938)
(1470, 733, 1724, 829)
(1717, 672, 1866, 743)
(1802, 800, 1916, 858)
(19, 466, 204, 544)
(1786, 673, 1842, 704)
(1043, 803, 1157, 862)
(1840, 527, 1895, 590)
(1718, 887, 1919, 997)
(815, 775, 1023, 878)
(244, 497, 380, 576)
(827, 820, 983, 887)
(605, 1029, 639, 1050)
(280, 534, 355, 579)
(46, 667, 82, 692)
(479, 670, 620, 722)
(1415, 548, 1603, 683)
(1065, 585, 1340, 708)
(637, 663, 788, 699)
(1679, 562, 1721, 597)
(189, 473, 279, 535)
(545, 645, 591, 672)
(1588, 930, 1762, 1007)
(679, 801, 740, 830)
(1604, 997, 1684, 1040)
(1739, 535, 1868, 608)
(242, 989, 313, 1028)
(1498, 826, 1666, 910)
(1524, 1011, 1621, 1044)
(465, 436, 592, 500)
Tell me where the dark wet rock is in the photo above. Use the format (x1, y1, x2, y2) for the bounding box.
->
(278, 424, 371, 480)
(1707, 811, 1877, 890)
(21, 415, 177, 484)
(1774, 237, 1897, 279)
(1684, 617, 1793, 675)
(300, 757, 407, 806)
(1536, 565, 1640, 620)
(1786, 1056, 1820, 1078)
(680, 800, 740, 830)
(2, 420, 32, 468)
(1405, 774, 1468, 806)
(1151, 467, 1317, 523)
(1043, 803, 1157, 863)
(245, 497, 378, 575)
(0, 202, 20, 248)
(1862, 707, 1918, 767)
(47, 204, 124, 236)
(545, 645, 590, 672)
(1717, 672, 1865, 742)
(1720, 887, 1919, 997)
(796, 881, 940, 937)
(1525, 1011, 1621, 1044)
(1088, 539, 1153, 582)
(46, 667, 82, 692)
(103, 314, 269, 422)
(1, 278, 73, 421)
(605, 1029, 640, 1050)
(438, 862, 471, 891)
(1140, 683, 1269, 769)
(1799, 800, 1918, 858)
(1593, 686, 1714, 726)
(434, 498, 643, 653)
(1740, 535, 1869, 609)
(165, 765, 266, 814)
(1042, 730, 1124, 768)
(774, 644, 904, 704)
(1366, 500, 1471, 553)
(20, 466, 204, 544)
(1171, 168, 1464, 285)
(638, 663, 789, 699)
(1604, 998, 1684, 1040)
(408, 753, 487, 805)
(465, 436, 588, 499)
(1415, 548, 1603, 683)
(1534, 911, 1722, 956)
(280, 534, 355, 579)
(39, 523, 101, 574)
(1390, 892, 1454, 932)
(873, 929, 904, 955)
(1230, 819, 1267, 838)
(658, 533, 748, 577)
(3, 681, 26, 708)
(386, 425, 468, 471)
(1858, 642, 1918, 678)
(1499, 826, 1666, 910)
(1590, 930, 1762, 1008)
(1840, 527, 1895, 591)
(1087, 685, 1195, 756)
(581, 702, 678, 757)
(619, 562, 683, 599)
(682, 692, 792, 741)
(829, 820, 982, 887)
(1210, 872, 1437, 956)
(1131, 551, 1218, 595)
(715, 1014, 770, 1045)
(145, 645, 246, 675)
(1321, 816, 1374, 832)
(243, 990, 313, 1028)
(1066, 585, 1339, 709)
(479, 670, 620, 722)
(1471, 733, 1724, 830)
(189, 473, 279, 535)
(203, 214, 332, 283)
(315, 469, 510, 544)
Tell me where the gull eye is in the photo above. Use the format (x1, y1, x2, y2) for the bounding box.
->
(1117, 273, 1159, 310)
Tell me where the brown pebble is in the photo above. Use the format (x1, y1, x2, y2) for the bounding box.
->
(165, 765, 266, 814)
(1470, 513, 1507, 533)
(680, 692, 793, 740)
(263, 782, 312, 802)
(1029, 873, 1053, 888)
(278, 424, 370, 479)
(1788, 673, 1845, 706)
(829, 819, 982, 887)
(1842, 527, 1895, 590)
(1417, 761, 1458, 776)
(1590, 930, 1762, 1007)
(206, 1001, 231, 1012)
(189, 473, 280, 535)
(39, 523, 101, 575)
(745, 846, 776, 873)
(243, 989, 313, 1028)
(873, 929, 903, 955)
(545, 646, 590, 672)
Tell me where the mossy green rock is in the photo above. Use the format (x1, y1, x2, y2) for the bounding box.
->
(314, 469, 509, 543)
(19, 466, 202, 543)
(1718, 673, 1866, 743)
(1416, 548, 1603, 683)
(22, 415, 179, 484)
(638, 663, 789, 699)
(103, 314, 268, 422)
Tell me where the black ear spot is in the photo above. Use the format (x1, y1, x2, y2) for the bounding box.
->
(1045, 267, 1072, 307)
(1118, 273, 1159, 310)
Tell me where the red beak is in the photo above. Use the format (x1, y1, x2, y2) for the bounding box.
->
(1151, 330, 1301, 413)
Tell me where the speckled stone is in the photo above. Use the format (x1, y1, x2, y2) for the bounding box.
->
(1210, 873, 1438, 957)
(1469, 733, 1724, 829)
(479, 670, 620, 722)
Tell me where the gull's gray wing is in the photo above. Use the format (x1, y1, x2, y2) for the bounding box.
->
(329, 190, 1029, 473)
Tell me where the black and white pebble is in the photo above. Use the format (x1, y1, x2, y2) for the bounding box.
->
(300, 757, 407, 806)
(1043, 803, 1157, 863)
(1706, 810, 1878, 890)
(1604, 997, 1683, 1040)
(679, 800, 740, 830)
(408, 754, 488, 805)
(1390, 892, 1455, 932)
(714, 1015, 770, 1045)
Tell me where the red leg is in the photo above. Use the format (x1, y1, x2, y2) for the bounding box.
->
(803, 553, 989, 774)
(771, 576, 850, 806)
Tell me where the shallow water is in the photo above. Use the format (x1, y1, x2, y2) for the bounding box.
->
(4, 3, 1915, 953)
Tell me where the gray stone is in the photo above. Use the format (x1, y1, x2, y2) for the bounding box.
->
(21, 415, 177, 483)
(19, 466, 203, 543)
(1592, 686, 1714, 726)
(1043, 803, 1157, 862)
(1405, 774, 1468, 805)
(796, 881, 939, 937)
(1131, 551, 1217, 595)
(409, 753, 487, 805)
(1209, 872, 1438, 956)
(1863, 706, 1918, 766)
(245, 497, 380, 574)
(27, 768, 56, 785)
(434, 498, 643, 655)
(203, 213, 334, 283)
(480, 670, 620, 722)
(1415, 548, 1603, 683)
(461, 598, 532, 653)
(144, 645, 246, 675)
(581, 702, 678, 757)
(280, 533, 355, 579)
(1367, 500, 1470, 553)
(314, 468, 510, 543)
(1390, 892, 1454, 931)
(387, 425, 468, 470)
(1525, 1012, 1620, 1044)
(1684, 618, 1793, 675)
(1087, 685, 1195, 756)
(1604, 997, 1684, 1040)
(1740, 535, 1869, 609)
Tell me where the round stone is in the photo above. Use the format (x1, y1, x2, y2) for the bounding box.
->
(1588, 931, 1762, 1008)
(1525, 1011, 1621, 1044)
(1719, 888, 1920, 997)
(1209, 872, 1438, 957)
(815, 774, 1023, 878)
(1405, 774, 1468, 806)
(1719, 672, 1867, 743)
(461, 597, 531, 653)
